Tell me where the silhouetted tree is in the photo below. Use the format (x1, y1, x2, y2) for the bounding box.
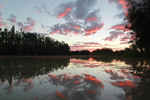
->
(70, 50, 90, 55)
(0, 26, 70, 55)
(126, 0, 150, 55)
(92, 48, 113, 55)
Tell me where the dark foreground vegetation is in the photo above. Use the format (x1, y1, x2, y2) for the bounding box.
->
(0, 26, 70, 55)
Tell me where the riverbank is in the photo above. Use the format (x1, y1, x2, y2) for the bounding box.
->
(0, 55, 149, 61)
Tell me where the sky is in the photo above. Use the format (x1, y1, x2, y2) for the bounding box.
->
(0, 0, 134, 52)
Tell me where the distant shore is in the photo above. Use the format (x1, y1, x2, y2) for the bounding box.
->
(0, 55, 94, 59)
(0, 54, 147, 59)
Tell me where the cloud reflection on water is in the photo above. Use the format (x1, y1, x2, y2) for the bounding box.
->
(0, 57, 150, 100)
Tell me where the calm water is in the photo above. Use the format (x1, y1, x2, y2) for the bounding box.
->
(0, 57, 150, 100)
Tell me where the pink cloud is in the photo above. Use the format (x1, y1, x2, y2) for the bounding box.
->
(73, 26, 80, 29)
(7, 14, 17, 24)
(85, 23, 104, 35)
(17, 17, 36, 31)
(110, 25, 125, 30)
(50, 0, 102, 36)
(0, 12, 7, 27)
(120, 33, 135, 44)
(108, 0, 129, 17)
(109, 21, 130, 31)
(110, 80, 137, 89)
(70, 42, 102, 52)
(0, 22, 6, 26)
(86, 17, 98, 22)
(58, 8, 72, 19)
(35, 7, 42, 14)
(0, 4, 4, 8)
(118, 0, 127, 9)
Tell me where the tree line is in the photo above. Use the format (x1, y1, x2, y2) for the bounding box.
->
(0, 26, 70, 55)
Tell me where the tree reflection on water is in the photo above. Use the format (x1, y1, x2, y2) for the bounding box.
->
(0, 56, 150, 100)
(0, 58, 69, 85)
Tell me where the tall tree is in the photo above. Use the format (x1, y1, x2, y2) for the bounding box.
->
(126, 0, 150, 54)
(0, 26, 70, 55)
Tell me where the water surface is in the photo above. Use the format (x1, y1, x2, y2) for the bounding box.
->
(0, 57, 150, 100)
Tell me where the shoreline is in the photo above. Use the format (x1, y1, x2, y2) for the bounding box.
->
(0, 55, 148, 59)
(0, 55, 94, 59)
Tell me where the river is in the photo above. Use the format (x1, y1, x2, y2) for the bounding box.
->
(0, 56, 150, 100)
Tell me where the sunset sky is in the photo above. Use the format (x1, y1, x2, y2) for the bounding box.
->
(0, 0, 133, 51)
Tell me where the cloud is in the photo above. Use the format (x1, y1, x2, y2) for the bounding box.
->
(87, 17, 98, 22)
(74, 0, 97, 19)
(50, 22, 83, 35)
(55, 1, 75, 21)
(120, 34, 130, 41)
(58, 8, 72, 19)
(104, 31, 124, 41)
(0, 12, 7, 27)
(104, 69, 125, 80)
(42, 4, 50, 15)
(84, 42, 102, 46)
(7, 14, 17, 24)
(109, 21, 128, 31)
(35, 6, 42, 14)
(85, 10, 100, 21)
(120, 33, 135, 44)
(110, 25, 125, 30)
(17, 17, 36, 31)
(110, 80, 137, 89)
(0, 4, 4, 8)
(41, 24, 50, 32)
(114, 12, 125, 19)
(108, 0, 128, 17)
(50, 0, 103, 36)
(84, 23, 104, 36)
(70, 42, 102, 51)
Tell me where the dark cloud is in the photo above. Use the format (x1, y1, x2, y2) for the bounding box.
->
(85, 10, 100, 22)
(50, 0, 103, 36)
(109, 21, 128, 31)
(104, 31, 124, 41)
(120, 34, 130, 41)
(120, 33, 135, 44)
(120, 41, 129, 44)
(17, 17, 36, 31)
(42, 4, 50, 15)
(84, 22, 104, 36)
(104, 69, 125, 80)
(74, 0, 97, 19)
(7, 14, 17, 24)
(50, 22, 83, 35)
